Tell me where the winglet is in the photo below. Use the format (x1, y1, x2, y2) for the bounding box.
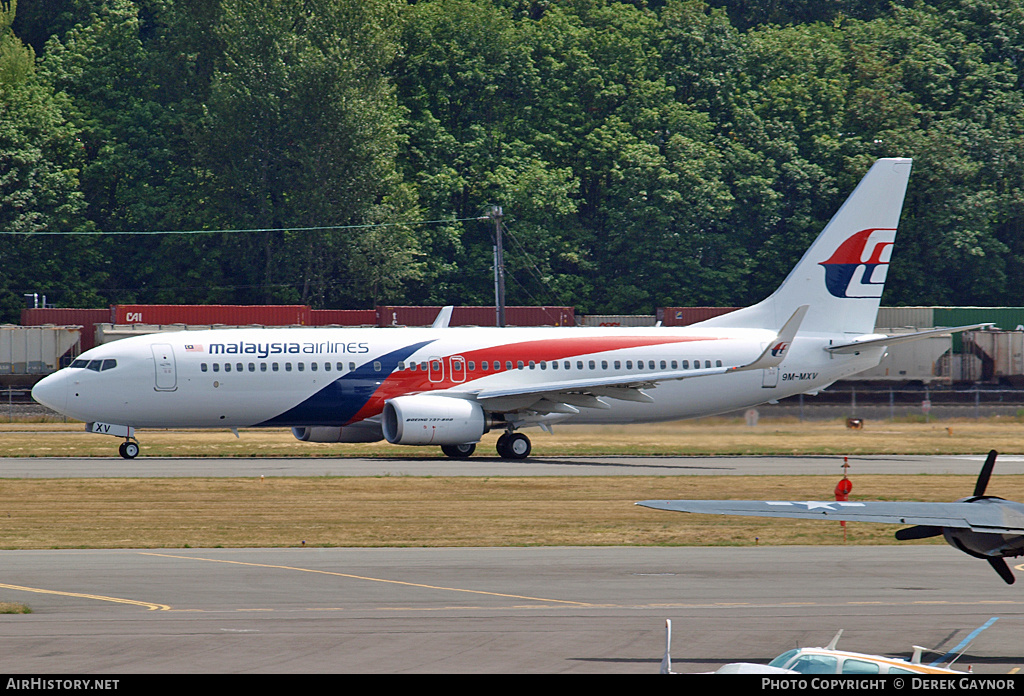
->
(431, 305, 455, 329)
(729, 305, 808, 372)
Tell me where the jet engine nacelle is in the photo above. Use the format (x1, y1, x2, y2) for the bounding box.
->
(382, 394, 486, 446)
(291, 424, 383, 443)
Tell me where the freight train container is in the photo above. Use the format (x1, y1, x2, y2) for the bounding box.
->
(376, 306, 575, 327)
(113, 304, 311, 326)
(0, 325, 81, 376)
(310, 309, 377, 326)
(844, 333, 952, 383)
(657, 307, 740, 326)
(579, 315, 657, 327)
(21, 308, 110, 351)
(875, 306, 936, 330)
(961, 330, 1024, 385)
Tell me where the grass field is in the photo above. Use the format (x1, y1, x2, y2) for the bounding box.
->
(2, 474, 1021, 550)
(1, 416, 1022, 550)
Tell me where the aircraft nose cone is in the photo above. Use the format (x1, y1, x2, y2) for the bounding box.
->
(32, 371, 68, 414)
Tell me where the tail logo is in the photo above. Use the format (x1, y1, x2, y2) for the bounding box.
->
(819, 228, 896, 299)
(770, 342, 789, 357)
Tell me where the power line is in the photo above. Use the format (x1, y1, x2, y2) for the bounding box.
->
(0, 217, 487, 236)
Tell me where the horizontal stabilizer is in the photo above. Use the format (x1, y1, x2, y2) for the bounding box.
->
(827, 323, 993, 354)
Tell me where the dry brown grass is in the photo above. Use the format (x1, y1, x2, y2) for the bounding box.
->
(1, 474, 1020, 550)
(0, 602, 31, 614)
(2, 417, 1023, 550)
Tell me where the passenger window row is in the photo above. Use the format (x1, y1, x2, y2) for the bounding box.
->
(396, 358, 724, 372)
(201, 361, 359, 374)
(198, 357, 726, 376)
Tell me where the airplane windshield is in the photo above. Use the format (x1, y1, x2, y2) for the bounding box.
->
(787, 654, 838, 674)
(768, 650, 799, 669)
(69, 358, 117, 371)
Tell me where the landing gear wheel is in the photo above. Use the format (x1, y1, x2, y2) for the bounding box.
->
(118, 441, 139, 459)
(441, 443, 476, 459)
(496, 432, 531, 459)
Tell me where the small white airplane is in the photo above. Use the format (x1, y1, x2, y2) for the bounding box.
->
(32, 158, 987, 460)
(661, 621, 970, 675)
(638, 451, 1024, 584)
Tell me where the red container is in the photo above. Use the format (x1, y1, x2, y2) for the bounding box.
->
(310, 309, 378, 326)
(376, 306, 576, 327)
(21, 308, 112, 351)
(505, 306, 575, 327)
(114, 305, 311, 326)
(658, 307, 741, 326)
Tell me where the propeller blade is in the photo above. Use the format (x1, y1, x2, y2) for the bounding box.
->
(987, 557, 1016, 585)
(895, 525, 944, 541)
(973, 450, 998, 498)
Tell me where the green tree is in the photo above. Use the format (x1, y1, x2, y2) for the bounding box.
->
(0, 8, 102, 320)
(397, 0, 582, 308)
(197, 0, 416, 307)
(840, 5, 1024, 306)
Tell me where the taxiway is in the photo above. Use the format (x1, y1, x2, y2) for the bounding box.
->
(3, 453, 1024, 478)
(0, 546, 1021, 674)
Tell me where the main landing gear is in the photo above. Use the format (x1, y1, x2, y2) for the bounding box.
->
(496, 431, 531, 460)
(118, 438, 140, 459)
(440, 443, 476, 458)
(437, 431, 533, 459)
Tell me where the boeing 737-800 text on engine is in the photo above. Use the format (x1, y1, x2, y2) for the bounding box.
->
(31, 158, 988, 459)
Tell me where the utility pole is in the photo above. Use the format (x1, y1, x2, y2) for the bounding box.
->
(490, 206, 506, 327)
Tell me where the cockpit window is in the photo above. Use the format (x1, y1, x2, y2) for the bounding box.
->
(842, 659, 880, 675)
(71, 358, 117, 371)
(768, 650, 799, 669)
(788, 654, 838, 674)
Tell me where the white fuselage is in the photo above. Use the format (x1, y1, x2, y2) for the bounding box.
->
(32, 325, 882, 430)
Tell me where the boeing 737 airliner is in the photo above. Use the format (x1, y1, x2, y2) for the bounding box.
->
(31, 158, 987, 459)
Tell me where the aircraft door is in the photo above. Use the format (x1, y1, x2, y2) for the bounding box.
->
(152, 343, 177, 391)
(449, 356, 466, 383)
(428, 356, 444, 383)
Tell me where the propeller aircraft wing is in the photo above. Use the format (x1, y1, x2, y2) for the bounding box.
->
(635, 499, 1024, 535)
(637, 451, 1024, 584)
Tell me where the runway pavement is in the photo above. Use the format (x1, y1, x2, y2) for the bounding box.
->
(0, 546, 1021, 674)
(2, 454, 1023, 674)
(3, 453, 1024, 478)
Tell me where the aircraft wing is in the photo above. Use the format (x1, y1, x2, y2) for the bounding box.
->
(635, 499, 1024, 535)
(827, 323, 993, 354)
(471, 306, 808, 409)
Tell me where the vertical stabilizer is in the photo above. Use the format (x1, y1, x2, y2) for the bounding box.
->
(698, 158, 912, 335)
